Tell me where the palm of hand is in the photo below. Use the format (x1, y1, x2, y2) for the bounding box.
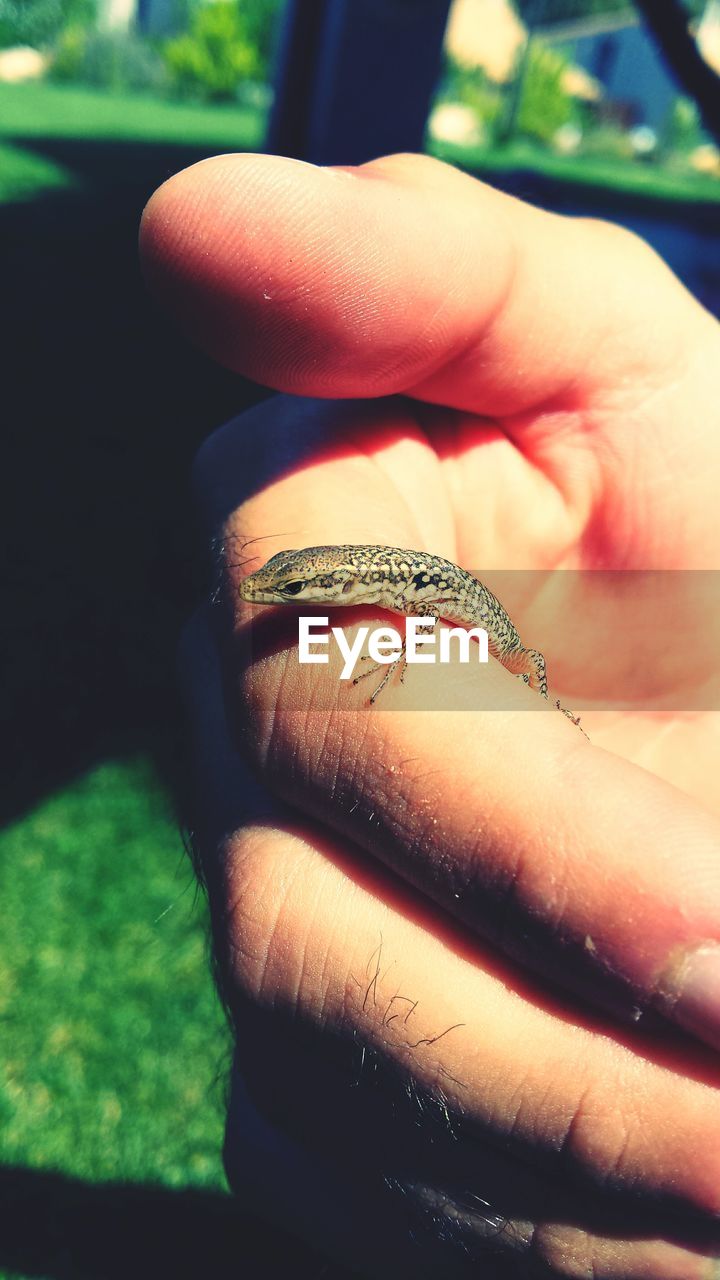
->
(274, 343, 720, 808)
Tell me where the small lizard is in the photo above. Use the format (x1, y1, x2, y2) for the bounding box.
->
(238, 544, 582, 728)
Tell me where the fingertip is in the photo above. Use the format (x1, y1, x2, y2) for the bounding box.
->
(139, 152, 370, 381)
(139, 153, 264, 305)
(137, 149, 515, 395)
(140, 151, 320, 251)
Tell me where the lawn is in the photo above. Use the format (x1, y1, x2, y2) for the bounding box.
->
(0, 80, 265, 147)
(0, 140, 79, 201)
(0, 757, 226, 1188)
(0, 81, 265, 201)
(0, 758, 235, 1278)
(0, 756, 345, 1280)
(430, 135, 720, 206)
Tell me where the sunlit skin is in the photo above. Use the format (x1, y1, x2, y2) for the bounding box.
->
(142, 152, 720, 1278)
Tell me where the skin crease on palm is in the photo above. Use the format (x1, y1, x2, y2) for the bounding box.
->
(141, 153, 720, 1277)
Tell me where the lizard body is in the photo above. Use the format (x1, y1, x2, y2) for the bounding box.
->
(239, 544, 580, 726)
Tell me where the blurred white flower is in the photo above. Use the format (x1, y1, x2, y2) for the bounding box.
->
(553, 122, 583, 154)
(629, 125, 657, 156)
(428, 102, 483, 146)
(0, 45, 47, 83)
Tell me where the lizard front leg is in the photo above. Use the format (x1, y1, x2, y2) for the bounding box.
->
(353, 611, 440, 704)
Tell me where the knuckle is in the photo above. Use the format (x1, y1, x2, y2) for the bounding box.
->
(221, 827, 312, 1005)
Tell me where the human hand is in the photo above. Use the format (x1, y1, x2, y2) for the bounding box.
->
(142, 153, 720, 1278)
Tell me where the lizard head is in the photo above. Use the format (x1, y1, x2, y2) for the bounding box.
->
(238, 546, 360, 604)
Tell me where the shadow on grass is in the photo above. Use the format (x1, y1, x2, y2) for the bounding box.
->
(5, 135, 240, 191)
(0, 1165, 344, 1279)
(1, 135, 268, 826)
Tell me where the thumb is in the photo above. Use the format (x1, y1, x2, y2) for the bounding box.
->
(139, 151, 710, 418)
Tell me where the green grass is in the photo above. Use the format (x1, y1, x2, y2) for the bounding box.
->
(0, 757, 229, 1192)
(430, 136, 720, 205)
(0, 80, 264, 148)
(0, 80, 266, 204)
(0, 140, 79, 201)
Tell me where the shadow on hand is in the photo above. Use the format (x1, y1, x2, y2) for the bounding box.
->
(0, 1164, 350, 1280)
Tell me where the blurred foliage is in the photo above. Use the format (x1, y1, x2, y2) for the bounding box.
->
(442, 37, 578, 148)
(52, 26, 168, 91)
(517, 40, 578, 143)
(163, 1, 260, 101)
(49, 21, 85, 76)
(441, 1, 718, 163)
(43, 0, 282, 100)
(667, 94, 704, 152)
(577, 120, 632, 158)
(9, 0, 283, 100)
(167, 0, 281, 72)
(241, 0, 282, 72)
(443, 61, 505, 144)
(0, 0, 94, 48)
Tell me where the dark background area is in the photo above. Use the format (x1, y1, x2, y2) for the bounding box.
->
(2, 150, 262, 826)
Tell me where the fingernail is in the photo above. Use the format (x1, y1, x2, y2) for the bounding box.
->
(663, 944, 720, 1052)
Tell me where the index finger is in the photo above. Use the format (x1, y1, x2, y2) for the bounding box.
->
(139, 151, 713, 419)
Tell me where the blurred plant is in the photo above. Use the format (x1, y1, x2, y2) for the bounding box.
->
(628, 122, 658, 158)
(50, 22, 85, 77)
(516, 41, 578, 143)
(51, 27, 168, 92)
(0, 0, 94, 49)
(666, 95, 704, 153)
(442, 58, 505, 144)
(553, 119, 582, 153)
(162, 1, 260, 101)
(579, 121, 633, 159)
(242, 0, 282, 75)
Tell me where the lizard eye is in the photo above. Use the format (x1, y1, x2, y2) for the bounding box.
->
(280, 580, 305, 596)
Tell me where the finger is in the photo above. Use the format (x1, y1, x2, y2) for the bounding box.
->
(232, 616, 720, 1055)
(222, 816, 720, 1233)
(235, 1006, 720, 1280)
(140, 152, 714, 418)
